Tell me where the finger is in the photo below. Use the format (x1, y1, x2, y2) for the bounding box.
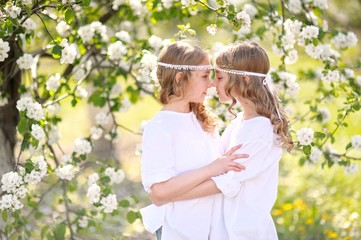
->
(228, 154, 249, 161)
(224, 144, 242, 156)
(233, 163, 246, 170)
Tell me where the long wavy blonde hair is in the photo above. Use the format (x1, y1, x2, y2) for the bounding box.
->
(216, 42, 293, 151)
(157, 41, 217, 133)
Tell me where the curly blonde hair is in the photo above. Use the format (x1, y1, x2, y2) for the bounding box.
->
(157, 41, 217, 133)
(216, 42, 294, 151)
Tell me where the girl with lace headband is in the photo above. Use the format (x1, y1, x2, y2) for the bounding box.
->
(168, 42, 294, 239)
(140, 41, 248, 240)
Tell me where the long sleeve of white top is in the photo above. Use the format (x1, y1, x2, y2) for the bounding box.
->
(141, 123, 176, 192)
(212, 119, 281, 198)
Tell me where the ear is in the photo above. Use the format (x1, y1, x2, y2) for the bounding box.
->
(243, 75, 251, 84)
(175, 72, 184, 84)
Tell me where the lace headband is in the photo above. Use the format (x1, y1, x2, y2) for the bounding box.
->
(157, 62, 212, 71)
(215, 66, 282, 121)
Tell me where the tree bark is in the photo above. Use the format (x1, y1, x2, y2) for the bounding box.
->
(0, 40, 21, 177)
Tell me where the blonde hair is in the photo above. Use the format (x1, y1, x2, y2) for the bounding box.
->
(157, 41, 217, 133)
(216, 42, 294, 151)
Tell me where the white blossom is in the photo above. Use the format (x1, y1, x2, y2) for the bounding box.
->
(31, 124, 45, 141)
(56, 164, 78, 181)
(206, 25, 217, 36)
(0, 94, 8, 107)
(26, 102, 44, 121)
(0, 194, 23, 211)
(107, 41, 127, 60)
(5, 5, 21, 19)
(88, 173, 99, 186)
(78, 25, 94, 43)
(100, 194, 118, 213)
(161, 0, 173, 9)
(46, 73, 61, 92)
(309, 147, 322, 163)
(284, 19, 302, 36)
(47, 103, 60, 115)
(74, 138, 92, 155)
(16, 54, 35, 69)
(104, 167, 125, 185)
(78, 216, 89, 228)
(33, 155, 48, 174)
(285, 49, 298, 64)
(60, 43, 78, 64)
(56, 21, 71, 37)
(115, 30, 131, 43)
(95, 112, 110, 126)
(0, 39, 10, 62)
(90, 127, 103, 140)
(319, 107, 331, 123)
(61, 154, 72, 164)
(344, 163, 359, 175)
(112, 0, 127, 10)
(305, 44, 322, 59)
(288, 0, 302, 14)
(297, 127, 314, 146)
(313, 0, 328, 9)
(140, 52, 158, 70)
(87, 184, 101, 203)
(243, 4, 258, 18)
(14, 185, 27, 199)
(236, 11, 251, 28)
(351, 135, 361, 151)
(22, 0, 33, 5)
(23, 18, 37, 32)
(24, 170, 43, 184)
(343, 68, 355, 79)
(300, 25, 319, 40)
(148, 35, 163, 51)
(321, 70, 339, 83)
(331, 32, 358, 49)
(75, 86, 88, 98)
(1, 172, 23, 193)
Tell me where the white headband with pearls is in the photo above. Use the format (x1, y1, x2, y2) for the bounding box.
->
(157, 62, 212, 71)
(215, 66, 282, 120)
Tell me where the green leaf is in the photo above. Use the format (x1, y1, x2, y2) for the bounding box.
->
(119, 199, 130, 208)
(52, 45, 62, 59)
(41, 225, 50, 240)
(53, 223, 66, 240)
(215, 0, 225, 6)
(345, 142, 352, 150)
(65, 9, 75, 24)
(82, 0, 91, 7)
(2, 210, 8, 222)
(303, 145, 311, 156)
(314, 132, 326, 139)
(18, 116, 28, 135)
(126, 211, 138, 223)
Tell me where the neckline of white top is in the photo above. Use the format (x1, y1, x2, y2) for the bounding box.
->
(159, 110, 193, 116)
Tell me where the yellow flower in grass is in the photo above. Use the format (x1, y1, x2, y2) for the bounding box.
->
(306, 218, 314, 225)
(282, 203, 293, 211)
(293, 199, 307, 211)
(272, 209, 283, 216)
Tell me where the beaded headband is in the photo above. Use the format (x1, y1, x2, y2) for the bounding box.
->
(215, 66, 282, 121)
(157, 62, 212, 71)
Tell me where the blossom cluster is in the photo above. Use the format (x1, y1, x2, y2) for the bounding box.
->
(86, 171, 121, 213)
(16, 96, 44, 121)
(0, 156, 48, 211)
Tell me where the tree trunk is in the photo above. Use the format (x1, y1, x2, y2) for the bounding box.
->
(0, 40, 21, 177)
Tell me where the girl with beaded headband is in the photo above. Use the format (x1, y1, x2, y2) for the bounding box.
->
(140, 41, 248, 240)
(167, 42, 294, 239)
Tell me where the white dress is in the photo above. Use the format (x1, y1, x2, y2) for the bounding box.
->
(141, 111, 225, 240)
(212, 113, 282, 240)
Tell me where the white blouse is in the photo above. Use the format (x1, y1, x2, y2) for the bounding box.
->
(141, 111, 225, 240)
(212, 113, 282, 240)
